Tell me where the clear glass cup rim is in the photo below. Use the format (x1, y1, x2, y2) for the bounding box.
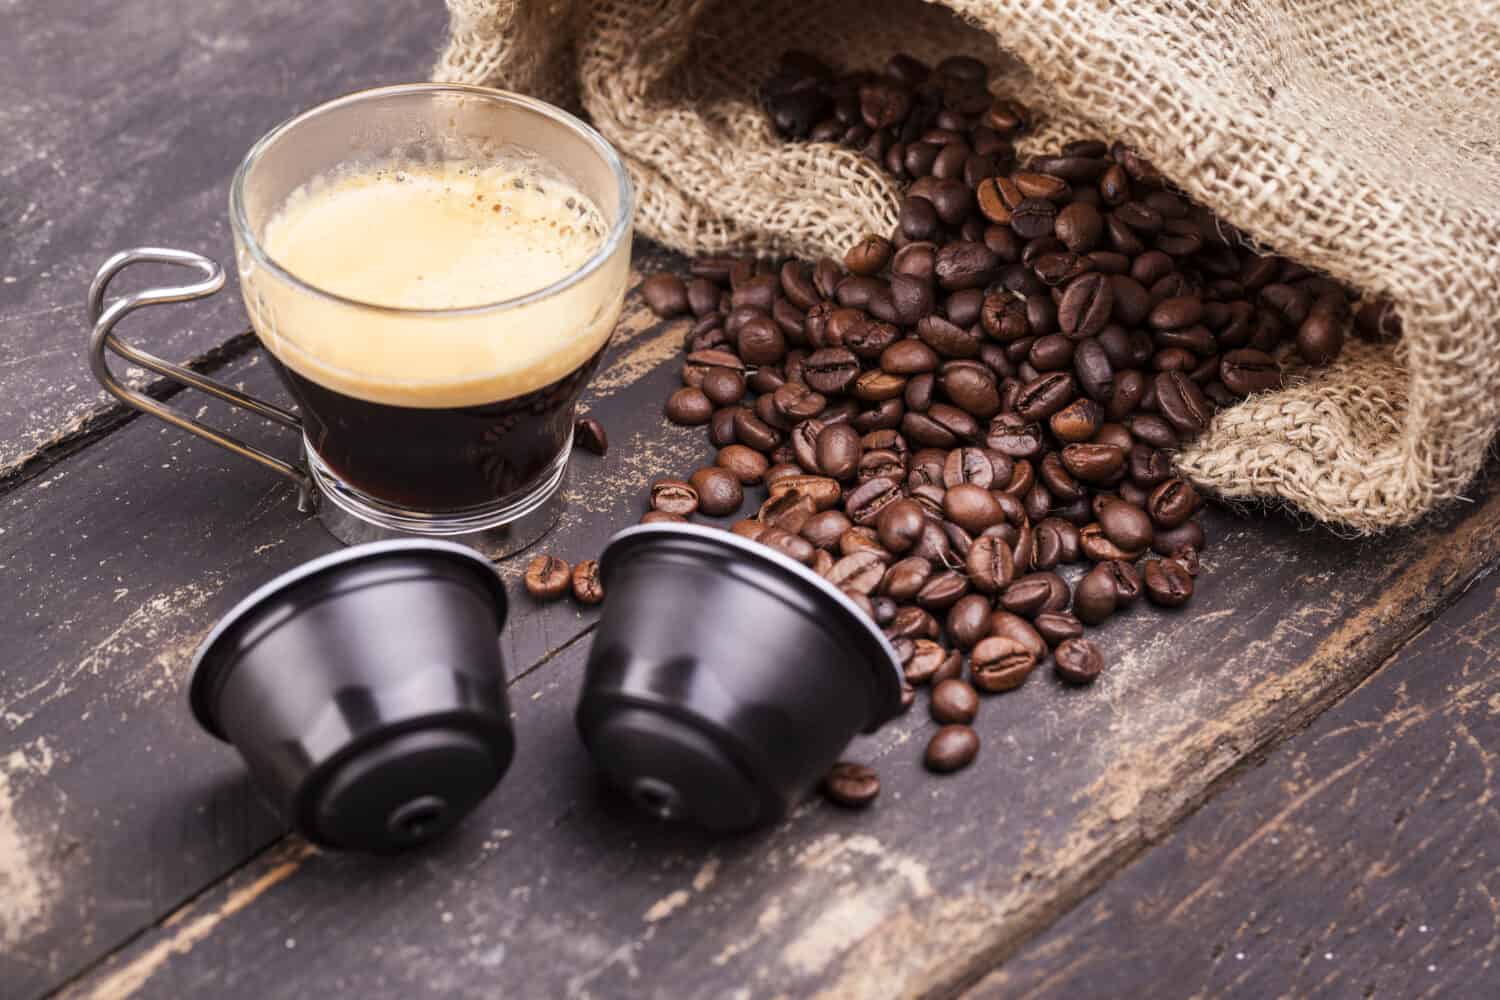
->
(228, 83, 635, 318)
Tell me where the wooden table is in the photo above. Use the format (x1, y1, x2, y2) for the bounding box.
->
(4, 3, 1497, 997)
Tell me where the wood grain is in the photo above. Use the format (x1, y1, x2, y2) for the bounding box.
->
(44, 432, 1500, 999)
(0, 0, 445, 485)
(975, 569, 1500, 999)
(0, 264, 702, 999)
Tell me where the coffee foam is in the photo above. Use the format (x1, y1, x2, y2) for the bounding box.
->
(240, 159, 627, 408)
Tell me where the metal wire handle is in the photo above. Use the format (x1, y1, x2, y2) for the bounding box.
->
(87, 247, 316, 511)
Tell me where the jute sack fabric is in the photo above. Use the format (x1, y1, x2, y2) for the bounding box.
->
(435, 0, 1500, 534)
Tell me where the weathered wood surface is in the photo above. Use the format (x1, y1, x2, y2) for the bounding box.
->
(26, 359, 1500, 1000)
(0, 0, 445, 485)
(977, 569, 1500, 999)
(0, 271, 697, 999)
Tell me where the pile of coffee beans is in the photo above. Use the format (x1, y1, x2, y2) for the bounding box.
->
(541, 49, 1383, 807)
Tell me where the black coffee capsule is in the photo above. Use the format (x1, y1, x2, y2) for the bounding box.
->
(189, 540, 514, 853)
(577, 523, 904, 832)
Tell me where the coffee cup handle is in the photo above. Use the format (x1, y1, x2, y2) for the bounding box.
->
(87, 247, 316, 511)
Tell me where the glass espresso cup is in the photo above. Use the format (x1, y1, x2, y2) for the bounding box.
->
(87, 85, 634, 555)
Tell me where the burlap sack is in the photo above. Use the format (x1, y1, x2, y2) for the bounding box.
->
(435, 0, 1500, 533)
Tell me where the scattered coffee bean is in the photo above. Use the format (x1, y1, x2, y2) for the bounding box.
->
(930, 678, 980, 724)
(971, 635, 1038, 692)
(1054, 638, 1105, 684)
(571, 560, 604, 605)
(689, 466, 745, 516)
(665, 387, 714, 425)
(717, 444, 769, 484)
(924, 724, 980, 772)
(822, 761, 881, 807)
(642, 272, 690, 317)
(1143, 558, 1194, 607)
(650, 478, 699, 516)
(524, 555, 571, 601)
(575, 417, 608, 456)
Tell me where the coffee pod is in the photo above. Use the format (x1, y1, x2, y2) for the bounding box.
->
(189, 540, 514, 853)
(576, 523, 904, 832)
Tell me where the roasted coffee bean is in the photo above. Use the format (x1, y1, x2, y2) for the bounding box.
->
(942, 483, 1003, 534)
(1061, 443, 1126, 483)
(1152, 517, 1206, 555)
(571, 560, 604, 605)
(1149, 295, 1204, 331)
(845, 234, 893, 276)
(1100, 559, 1144, 607)
(1038, 453, 1084, 503)
(1028, 334, 1075, 372)
(730, 518, 766, 540)
(987, 609, 1046, 658)
(803, 347, 861, 394)
(822, 761, 880, 807)
(1034, 610, 1085, 647)
(1002, 571, 1069, 618)
(801, 509, 853, 550)
(1219, 348, 1282, 395)
(814, 422, 862, 480)
(888, 604, 940, 640)
(1055, 201, 1104, 252)
(876, 498, 927, 554)
(930, 678, 980, 724)
(1143, 558, 1194, 607)
(1154, 371, 1213, 435)
(1033, 251, 1091, 287)
(717, 444, 769, 484)
(925, 724, 980, 772)
(917, 570, 969, 610)
(650, 478, 699, 515)
(904, 373, 936, 413)
(943, 446, 995, 489)
(1054, 638, 1105, 684)
(1074, 338, 1114, 401)
(524, 555, 572, 601)
(965, 535, 1015, 593)
(859, 448, 906, 483)
(643, 273, 690, 317)
(1058, 272, 1113, 337)
(970, 636, 1037, 693)
(839, 526, 887, 559)
(908, 482, 948, 520)
(665, 387, 714, 425)
(1047, 397, 1101, 443)
(689, 466, 744, 517)
(882, 556, 935, 601)
(1074, 564, 1118, 625)
(1096, 496, 1154, 552)
(946, 593, 992, 650)
(1127, 444, 1171, 488)
(1147, 478, 1201, 528)
(1015, 373, 1077, 422)
(846, 475, 904, 525)
(700, 367, 747, 408)
(1169, 547, 1201, 576)
(770, 382, 825, 422)
(1296, 309, 1345, 365)
(768, 473, 842, 511)
(572, 417, 608, 457)
(1010, 197, 1057, 239)
(1079, 522, 1137, 562)
(733, 408, 782, 452)
(760, 527, 817, 566)
(881, 338, 940, 375)
(904, 638, 948, 685)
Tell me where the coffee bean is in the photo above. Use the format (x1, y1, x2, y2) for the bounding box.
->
(881, 338, 940, 375)
(665, 387, 714, 425)
(760, 526, 817, 566)
(970, 636, 1037, 692)
(1010, 197, 1057, 239)
(768, 474, 842, 511)
(875, 498, 927, 554)
(945, 592, 992, 650)
(643, 273, 690, 317)
(801, 509, 853, 550)
(804, 347, 861, 394)
(905, 638, 948, 685)
(813, 423, 862, 480)
(930, 678, 980, 724)
(650, 478, 699, 516)
(1055, 201, 1104, 252)
(917, 570, 969, 610)
(1049, 397, 1103, 443)
(1147, 478, 1201, 528)
(574, 417, 608, 456)
(822, 761, 880, 807)
(1143, 558, 1194, 607)
(1058, 272, 1113, 337)
(1054, 638, 1105, 684)
(1101, 559, 1144, 606)
(1000, 572, 1066, 618)
(925, 724, 980, 772)
(1079, 522, 1136, 562)
(845, 235, 893, 276)
(571, 560, 604, 605)
(935, 241, 1001, 291)
(846, 475, 904, 525)
(942, 446, 995, 489)
(1074, 563, 1118, 625)
(887, 604, 939, 640)
(717, 444, 769, 484)
(943, 483, 1004, 533)
(524, 555, 571, 601)
(881, 556, 934, 601)
(1096, 496, 1154, 553)
(1034, 610, 1085, 647)
(1219, 348, 1282, 395)
(690, 466, 745, 516)
(1154, 371, 1213, 435)
(965, 535, 1015, 593)
(1152, 517, 1206, 555)
(1061, 443, 1126, 483)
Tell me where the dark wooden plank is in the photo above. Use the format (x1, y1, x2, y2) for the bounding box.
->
(0, 0, 447, 482)
(50, 457, 1500, 995)
(0, 264, 700, 1000)
(975, 568, 1500, 999)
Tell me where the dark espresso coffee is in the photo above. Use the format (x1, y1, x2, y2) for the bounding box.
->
(246, 157, 624, 513)
(272, 345, 606, 510)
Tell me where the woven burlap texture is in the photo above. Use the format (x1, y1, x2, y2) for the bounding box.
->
(435, 0, 1500, 533)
